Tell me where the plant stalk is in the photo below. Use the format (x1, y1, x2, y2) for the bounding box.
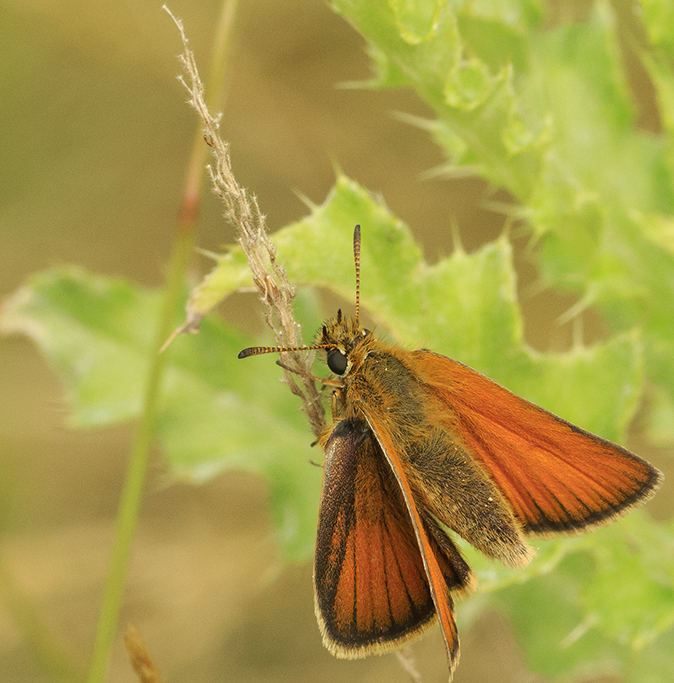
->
(86, 3, 238, 681)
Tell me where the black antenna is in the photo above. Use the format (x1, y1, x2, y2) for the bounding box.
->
(353, 224, 361, 328)
(239, 225, 363, 359)
(238, 342, 331, 359)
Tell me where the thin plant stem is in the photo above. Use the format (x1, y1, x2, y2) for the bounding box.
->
(85, 230, 193, 683)
(169, 7, 326, 436)
(396, 647, 424, 683)
(85, 3, 238, 682)
(178, 0, 238, 228)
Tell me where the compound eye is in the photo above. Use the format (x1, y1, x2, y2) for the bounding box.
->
(327, 348, 348, 375)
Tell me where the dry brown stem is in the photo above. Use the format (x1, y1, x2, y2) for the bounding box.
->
(166, 7, 325, 436)
(396, 646, 424, 683)
(124, 625, 167, 683)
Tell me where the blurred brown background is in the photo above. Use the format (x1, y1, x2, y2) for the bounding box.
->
(0, 1, 612, 682)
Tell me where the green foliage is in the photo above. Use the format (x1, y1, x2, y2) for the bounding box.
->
(0, 268, 321, 559)
(337, 0, 674, 441)
(2, 1, 673, 681)
(496, 512, 674, 681)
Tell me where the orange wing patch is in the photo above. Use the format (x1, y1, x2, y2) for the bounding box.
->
(412, 351, 662, 535)
(362, 414, 467, 678)
(315, 418, 434, 656)
(314, 418, 470, 661)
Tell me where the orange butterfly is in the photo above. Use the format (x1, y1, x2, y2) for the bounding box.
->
(239, 225, 662, 680)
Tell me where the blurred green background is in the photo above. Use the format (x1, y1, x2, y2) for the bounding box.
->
(2, 1, 667, 682)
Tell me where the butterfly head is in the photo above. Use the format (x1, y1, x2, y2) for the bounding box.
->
(316, 307, 373, 377)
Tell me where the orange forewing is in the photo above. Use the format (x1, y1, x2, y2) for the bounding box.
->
(409, 350, 662, 534)
(363, 413, 475, 677)
(315, 417, 473, 664)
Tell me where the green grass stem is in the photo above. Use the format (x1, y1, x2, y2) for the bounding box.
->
(85, 3, 238, 681)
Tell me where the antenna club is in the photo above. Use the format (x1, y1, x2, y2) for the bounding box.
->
(238, 347, 266, 359)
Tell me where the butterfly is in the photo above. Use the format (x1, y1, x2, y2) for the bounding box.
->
(239, 225, 662, 680)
